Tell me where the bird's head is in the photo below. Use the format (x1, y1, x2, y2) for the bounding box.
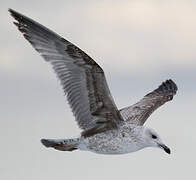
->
(141, 127, 171, 154)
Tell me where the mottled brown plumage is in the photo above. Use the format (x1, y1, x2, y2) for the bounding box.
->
(120, 79, 177, 125)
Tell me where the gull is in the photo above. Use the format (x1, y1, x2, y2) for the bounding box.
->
(9, 9, 178, 155)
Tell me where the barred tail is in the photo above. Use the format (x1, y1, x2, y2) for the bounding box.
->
(41, 138, 80, 151)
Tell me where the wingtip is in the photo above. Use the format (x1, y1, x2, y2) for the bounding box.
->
(8, 8, 18, 19)
(165, 79, 178, 91)
(145, 79, 178, 98)
(156, 79, 178, 95)
(8, 8, 15, 15)
(8, 8, 25, 21)
(8, 8, 14, 17)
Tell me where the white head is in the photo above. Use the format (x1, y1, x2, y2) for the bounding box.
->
(139, 126, 171, 154)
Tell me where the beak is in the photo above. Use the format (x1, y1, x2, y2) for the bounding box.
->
(158, 143, 171, 154)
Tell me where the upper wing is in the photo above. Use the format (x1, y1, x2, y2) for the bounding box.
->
(9, 9, 124, 135)
(119, 79, 178, 125)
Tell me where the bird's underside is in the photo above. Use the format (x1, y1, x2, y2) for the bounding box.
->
(9, 9, 178, 154)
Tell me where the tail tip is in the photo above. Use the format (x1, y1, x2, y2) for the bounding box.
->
(41, 139, 52, 148)
(40, 138, 78, 151)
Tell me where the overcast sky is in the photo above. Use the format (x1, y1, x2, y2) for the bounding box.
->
(1, 0, 196, 180)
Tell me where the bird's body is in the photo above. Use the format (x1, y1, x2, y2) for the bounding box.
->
(9, 9, 177, 155)
(43, 123, 145, 155)
(79, 123, 144, 154)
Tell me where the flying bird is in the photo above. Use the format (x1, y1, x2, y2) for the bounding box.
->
(9, 9, 177, 155)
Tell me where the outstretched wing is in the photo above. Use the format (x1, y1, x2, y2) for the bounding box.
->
(119, 79, 178, 125)
(9, 9, 124, 135)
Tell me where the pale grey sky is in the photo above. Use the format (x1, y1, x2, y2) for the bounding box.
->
(1, 0, 196, 180)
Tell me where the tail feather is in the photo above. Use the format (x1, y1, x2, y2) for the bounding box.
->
(41, 138, 79, 151)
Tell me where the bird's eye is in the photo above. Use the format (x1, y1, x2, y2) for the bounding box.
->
(151, 134, 157, 139)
